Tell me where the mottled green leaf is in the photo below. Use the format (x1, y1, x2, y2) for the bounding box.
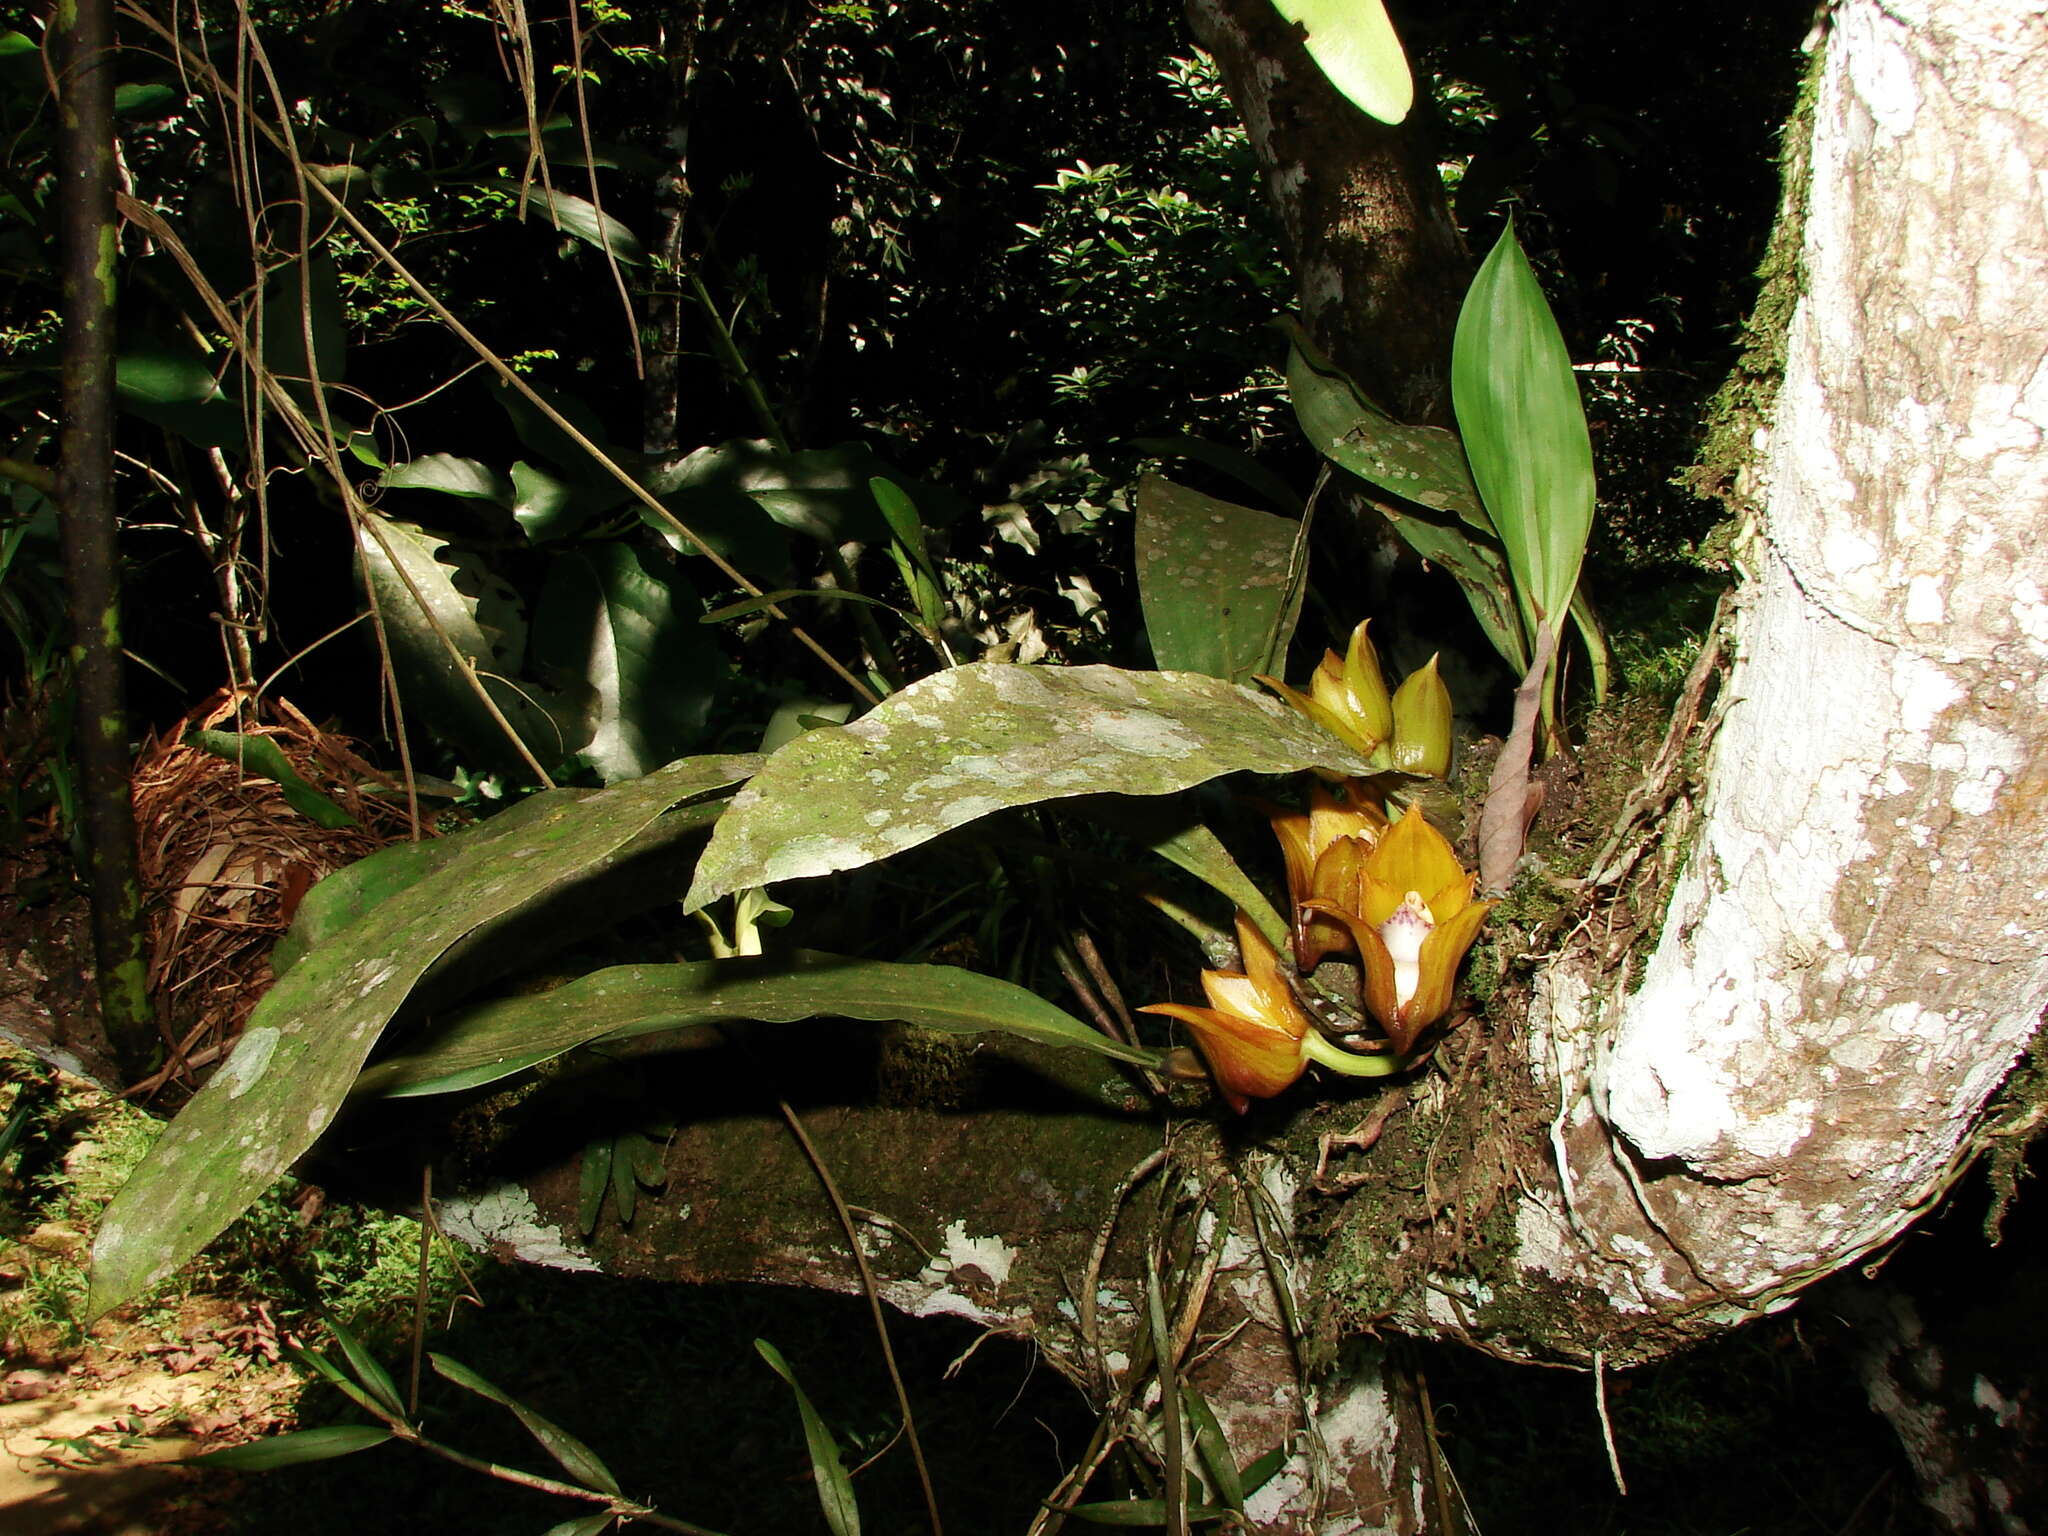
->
(357, 950, 1159, 1099)
(1135, 476, 1305, 686)
(687, 663, 1373, 913)
(86, 753, 757, 1321)
(1284, 327, 1488, 531)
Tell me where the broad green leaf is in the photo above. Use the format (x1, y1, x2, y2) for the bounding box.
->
(430, 1353, 622, 1495)
(85, 753, 757, 1320)
(687, 663, 1375, 914)
(1284, 326, 1489, 531)
(1134, 476, 1305, 686)
(380, 454, 515, 507)
(355, 513, 557, 780)
(1271, 0, 1412, 124)
(184, 729, 357, 830)
(188, 1425, 393, 1471)
(115, 81, 180, 117)
(356, 950, 1161, 1099)
(756, 1340, 860, 1536)
(1451, 217, 1596, 648)
(642, 440, 956, 549)
(114, 345, 241, 449)
(530, 187, 647, 265)
(511, 459, 622, 542)
(529, 545, 727, 782)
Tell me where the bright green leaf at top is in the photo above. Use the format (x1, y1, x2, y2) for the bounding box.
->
(1271, 0, 1413, 125)
(1451, 218, 1595, 652)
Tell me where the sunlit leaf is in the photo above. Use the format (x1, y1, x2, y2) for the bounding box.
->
(530, 187, 647, 265)
(381, 454, 515, 507)
(184, 729, 357, 830)
(686, 663, 1375, 914)
(328, 1318, 404, 1417)
(529, 544, 726, 781)
(1451, 217, 1596, 650)
(1271, 0, 1412, 124)
(86, 753, 757, 1320)
(1134, 476, 1305, 686)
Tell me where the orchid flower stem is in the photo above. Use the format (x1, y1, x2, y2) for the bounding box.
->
(1302, 1032, 1405, 1078)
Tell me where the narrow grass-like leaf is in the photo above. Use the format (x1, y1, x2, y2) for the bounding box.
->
(1270, 0, 1412, 123)
(430, 1353, 623, 1495)
(700, 587, 914, 624)
(1060, 1499, 1229, 1526)
(184, 729, 357, 830)
(356, 951, 1161, 1100)
(578, 1138, 613, 1237)
(1134, 477, 1305, 686)
(541, 1515, 619, 1536)
(1451, 217, 1596, 651)
(755, 1339, 860, 1536)
(1181, 1386, 1245, 1512)
(189, 1425, 393, 1471)
(328, 1319, 405, 1418)
(687, 664, 1374, 914)
(86, 754, 757, 1319)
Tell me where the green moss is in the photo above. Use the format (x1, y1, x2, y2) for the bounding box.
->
(1684, 42, 1825, 528)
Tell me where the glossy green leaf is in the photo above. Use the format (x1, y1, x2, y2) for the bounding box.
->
(1284, 327, 1488, 531)
(86, 753, 757, 1320)
(530, 187, 646, 265)
(1181, 1385, 1244, 1512)
(872, 476, 948, 635)
(113, 346, 241, 449)
(530, 544, 726, 782)
(1271, 0, 1412, 124)
(430, 1353, 622, 1495)
(1134, 476, 1305, 686)
(354, 513, 557, 780)
(188, 1425, 393, 1471)
(756, 1340, 860, 1536)
(114, 81, 180, 117)
(380, 454, 515, 507)
(512, 459, 621, 543)
(183, 729, 358, 830)
(357, 949, 1160, 1099)
(687, 663, 1375, 914)
(1452, 217, 1596, 648)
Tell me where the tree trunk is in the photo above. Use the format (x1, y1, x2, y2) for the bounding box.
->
(452, 4, 2047, 1530)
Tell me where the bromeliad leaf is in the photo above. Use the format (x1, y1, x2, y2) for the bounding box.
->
(85, 753, 758, 1321)
(355, 951, 1162, 1099)
(686, 663, 1375, 913)
(1134, 476, 1306, 686)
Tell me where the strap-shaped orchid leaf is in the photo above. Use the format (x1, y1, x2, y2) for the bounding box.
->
(1270, 0, 1413, 125)
(685, 663, 1376, 914)
(354, 951, 1162, 1101)
(1451, 218, 1596, 661)
(86, 753, 758, 1321)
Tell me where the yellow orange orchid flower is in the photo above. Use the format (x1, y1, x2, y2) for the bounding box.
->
(1255, 619, 1395, 759)
(1303, 805, 1493, 1055)
(1266, 779, 1388, 971)
(1140, 912, 1399, 1114)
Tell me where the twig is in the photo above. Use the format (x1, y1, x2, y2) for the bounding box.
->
(1593, 1349, 1627, 1496)
(776, 1096, 944, 1536)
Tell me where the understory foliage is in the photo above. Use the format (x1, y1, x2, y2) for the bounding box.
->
(0, 0, 1849, 1529)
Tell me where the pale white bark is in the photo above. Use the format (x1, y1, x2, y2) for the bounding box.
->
(1516, 0, 2048, 1325)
